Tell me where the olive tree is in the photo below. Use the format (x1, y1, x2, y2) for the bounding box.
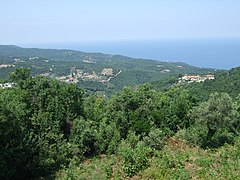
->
(191, 92, 235, 144)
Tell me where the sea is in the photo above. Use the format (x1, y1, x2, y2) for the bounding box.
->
(20, 38, 240, 70)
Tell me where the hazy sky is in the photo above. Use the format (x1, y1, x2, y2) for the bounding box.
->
(1, 0, 240, 44)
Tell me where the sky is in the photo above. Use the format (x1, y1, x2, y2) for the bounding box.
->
(1, 0, 240, 44)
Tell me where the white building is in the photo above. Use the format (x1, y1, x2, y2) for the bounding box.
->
(0, 82, 16, 89)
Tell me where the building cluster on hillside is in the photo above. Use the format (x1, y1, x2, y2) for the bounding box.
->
(179, 74, 215, 83)
(29, 57, 39, 60)
(101, 68, 113, 76)
(54, 67, 120, 84)
(0, 64, 15, 68)
(0, 82, 16, 89)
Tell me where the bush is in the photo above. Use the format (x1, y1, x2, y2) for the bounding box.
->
(177, 125, 236, 149)
(176, 126, 207, 147)
(143, 127, 169, 150)
(118, 141, 151, 177)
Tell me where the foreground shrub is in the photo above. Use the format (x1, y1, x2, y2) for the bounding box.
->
(143, 127, 170, 150)
(118, 141, 151, 177)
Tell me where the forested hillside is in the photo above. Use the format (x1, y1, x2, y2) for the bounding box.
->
(150, 66, 240, 102)
(0, 68, 239, 179)
(185, 67, 240, 100)
(0, 45, 217, 95)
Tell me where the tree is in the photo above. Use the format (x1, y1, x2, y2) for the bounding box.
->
(83, 95, 106, 124)
(0, 89, 33, 179)
(0, 73, 84, 179)
(9, 67, 30, 82)
(191, 92, 235, 144)
(233, 93, 240, 134)
(106, 84, 156, 138)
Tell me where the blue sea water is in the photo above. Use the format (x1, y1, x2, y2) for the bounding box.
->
(20, 38, 240, 70)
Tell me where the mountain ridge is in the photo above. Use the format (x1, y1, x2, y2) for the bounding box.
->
(0, 45, 214, 67)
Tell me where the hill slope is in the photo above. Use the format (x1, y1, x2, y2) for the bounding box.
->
(185, 67, 240, 100)
(0, 45, 217, 94)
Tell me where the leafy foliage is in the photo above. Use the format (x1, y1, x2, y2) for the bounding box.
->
(143, 127, 168, 150)
(118, 139, 151, 177)
(59, 136, 240, 179)
(0, 68, 84, 179)
(0, 67, 240, 179)
(189, 92, 236, 147)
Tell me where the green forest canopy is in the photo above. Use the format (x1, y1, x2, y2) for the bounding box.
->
(0, 68, 239, 179)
